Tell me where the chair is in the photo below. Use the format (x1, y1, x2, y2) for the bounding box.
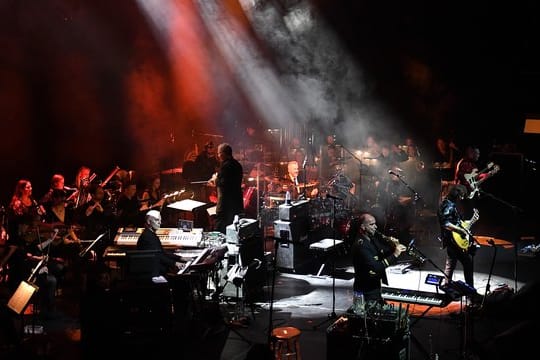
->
(271, 326, 302, 360)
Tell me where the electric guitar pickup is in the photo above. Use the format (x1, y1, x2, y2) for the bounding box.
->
(464, 162, 500, 199)
(451, 208, 479, 251)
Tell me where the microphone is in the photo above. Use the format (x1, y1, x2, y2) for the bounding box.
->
(326, 193, 343, 200)
(388, 170, 403, 177)
(303, 155, 308, 168)
(63, 186, 77, 191)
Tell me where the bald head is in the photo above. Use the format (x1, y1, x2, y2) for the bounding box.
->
(145, 210, 161, 231)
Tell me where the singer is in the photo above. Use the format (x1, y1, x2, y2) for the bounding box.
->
(350, 212, 406, 305)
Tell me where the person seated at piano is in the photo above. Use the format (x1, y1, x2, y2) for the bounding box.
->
(350, 212, 406, 309)
(136, 210, 183, 276)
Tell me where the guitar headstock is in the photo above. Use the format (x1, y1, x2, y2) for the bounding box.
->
(487, 162, 501, 174)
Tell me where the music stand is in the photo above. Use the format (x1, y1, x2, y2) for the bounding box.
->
(8, 281, 39, 315)
(167, 199, 212, 229)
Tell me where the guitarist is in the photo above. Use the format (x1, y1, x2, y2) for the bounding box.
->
(453, 145, 487, 216)
(438, 184, 477, 289)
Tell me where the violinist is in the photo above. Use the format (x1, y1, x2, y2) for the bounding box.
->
(351, 212, 406, 306)
(66, 166, 94, 209)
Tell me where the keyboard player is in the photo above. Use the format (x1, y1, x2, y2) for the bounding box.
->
(137, 210, 183, 275)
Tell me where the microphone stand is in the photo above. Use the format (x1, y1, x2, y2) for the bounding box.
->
(480, 240, 497, 309)
(267, 231, 291, 347)
(337, 143, 364, 207)
(392, 173, 422, 207)
(312, 194, 338, 330)
(478, 190, 523, 291)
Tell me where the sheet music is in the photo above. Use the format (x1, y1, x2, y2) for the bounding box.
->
(167, 199, 207, 211)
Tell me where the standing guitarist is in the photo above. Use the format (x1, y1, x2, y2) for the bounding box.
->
(438, 184, 478, 289)
(454, 145, 485, 218)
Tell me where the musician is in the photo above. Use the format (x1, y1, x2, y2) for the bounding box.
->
(376, 142, 409, 177)
(453, 145, 486, 218)
(320, 143, 342, 181)
(193, 141, 219, 202)
(5, 180, 61, 318)
(139, 175, 165, 214)
(374, 165, 416, 242)
(66, 166, 93, 209)
(454, 145, 485, 193)
(41, 189, 81, 264)
(39, 173, 70, 209)
(281, 160, 317, 200)
(136, 210, 182, 276)
(351, 212, 406, 305)
(207, 143, 244, 234)
(79, 184, 116, 245)
(437, 184, 477, 289)
(115, 181, 143, 228)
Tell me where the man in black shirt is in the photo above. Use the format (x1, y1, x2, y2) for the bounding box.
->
(136, 210, 181, 275)
(208, 143, 244, 234)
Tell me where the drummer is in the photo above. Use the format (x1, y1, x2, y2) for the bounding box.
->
(281, 160, 318, 200)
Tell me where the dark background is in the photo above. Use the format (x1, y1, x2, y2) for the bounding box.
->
(0, 0, 538, 210)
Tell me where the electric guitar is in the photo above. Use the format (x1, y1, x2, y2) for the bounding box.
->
(463, 162, 500, 199)
(451, 208, 479, 251)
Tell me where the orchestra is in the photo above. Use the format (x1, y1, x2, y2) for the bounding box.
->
(0, 128, 503, 351)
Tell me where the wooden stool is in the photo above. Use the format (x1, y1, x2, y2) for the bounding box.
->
(271, 326, 302, 360)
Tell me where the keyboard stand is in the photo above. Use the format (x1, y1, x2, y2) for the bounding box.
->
(309, 239, 344, 278)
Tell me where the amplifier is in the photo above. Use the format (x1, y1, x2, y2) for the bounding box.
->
(226, 218, 259, 244)
(273, 219, 308, 243)
(327, 314, 410, 360)
(278, 199, 309, 221)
